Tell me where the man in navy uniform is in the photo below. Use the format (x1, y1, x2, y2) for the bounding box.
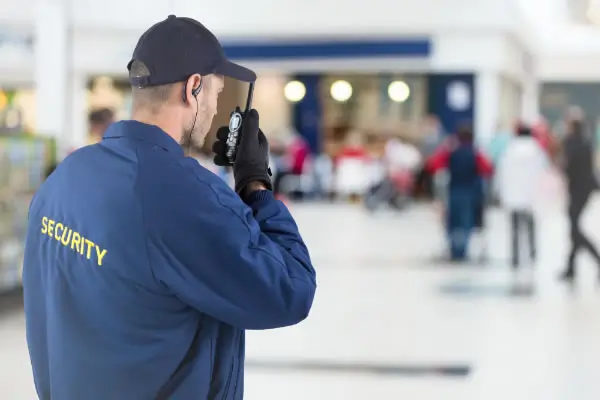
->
(23, 15, 316, 400)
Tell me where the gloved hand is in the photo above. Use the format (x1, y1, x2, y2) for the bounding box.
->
(212, 109, 272, 194)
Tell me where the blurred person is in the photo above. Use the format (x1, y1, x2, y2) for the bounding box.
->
(420, 114, 446, 158)
(415, 114, 445, 198)
(483, 122, 513, 208)
(88, 108, 115, 144)
(335, 131, 371, 201)
(365, 136, 421, 210)
(384, 136, 422, 172)
(44, 163, 57, 179)
(531, 119, 552, 155)
(426, 123, 493, 261)
(485, 122, 512, 166)
(558, 119, 600, 283)
(531, 118, 555, 157)
(554, 105, 585, 140)
(318, 138, 341, 200)
(495, 123, 549, 268)
(272, 128, 310, 199)
(336, 130, 369, 162)
(269, 135, 287, 171)
(566, 105, 585, 124)
(311, 152, 334, 200)
(23, 15, 316, 400)
(288, 129, 310, 176)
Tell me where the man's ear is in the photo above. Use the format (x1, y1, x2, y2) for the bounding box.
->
(189, 74, 203, 97)
(183, 74, 203, 104)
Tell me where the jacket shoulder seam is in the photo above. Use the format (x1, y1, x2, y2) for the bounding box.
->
(132, 146, 162, 284)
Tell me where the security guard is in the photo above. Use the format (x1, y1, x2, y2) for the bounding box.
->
(23, 15, 317, 400)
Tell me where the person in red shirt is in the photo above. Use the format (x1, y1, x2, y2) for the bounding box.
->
(426, 123, 493, 261)
(335, 131, 370, 164)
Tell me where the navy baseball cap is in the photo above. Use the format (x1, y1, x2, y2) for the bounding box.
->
(127, 15, 256, 87)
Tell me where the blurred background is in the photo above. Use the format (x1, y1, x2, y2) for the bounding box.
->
(3, 0, 600, 398)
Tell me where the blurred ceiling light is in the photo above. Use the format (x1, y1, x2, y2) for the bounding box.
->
(284, 80, 306, 102)
(330, 80, 353, 102)
(388, 81, 410, 102)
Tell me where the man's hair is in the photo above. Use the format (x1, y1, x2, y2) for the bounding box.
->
(516, 123, 532, 137)
(129, 60, 178, 111)
(456, 121, 473, 143)
(569, 119, 585, 136)
(89, 108, 114, 127)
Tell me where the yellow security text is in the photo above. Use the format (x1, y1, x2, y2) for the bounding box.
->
(41, 216, 108, 267)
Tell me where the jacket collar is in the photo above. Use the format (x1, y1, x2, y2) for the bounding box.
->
(103, 120, 184, 157)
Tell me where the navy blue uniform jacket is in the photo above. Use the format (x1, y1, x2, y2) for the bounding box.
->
(23, 121, 317, 400)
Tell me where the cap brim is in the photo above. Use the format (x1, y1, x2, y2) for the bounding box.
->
(216, 60, 256, 82)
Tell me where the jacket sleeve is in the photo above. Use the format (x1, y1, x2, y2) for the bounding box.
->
(143, 175, 316, 330)
(425, 147, 450, 173)
(475, 151, 494, 177)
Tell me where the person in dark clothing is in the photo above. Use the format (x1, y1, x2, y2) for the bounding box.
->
(88, 108, 115, 143)
(44, 163, 57, 179)
(23, 15, 316, 400)
(559, 119, 600, 282)
(426, 123, 493, 261)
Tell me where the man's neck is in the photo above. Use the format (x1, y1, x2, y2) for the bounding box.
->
(90, 129, 102, 138)
(131, 110, 181, 144)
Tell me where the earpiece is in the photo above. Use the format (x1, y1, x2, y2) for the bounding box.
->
(182, 76, 204, 155)
(192, 80, 202, 97)
(182, 77, 203, 104)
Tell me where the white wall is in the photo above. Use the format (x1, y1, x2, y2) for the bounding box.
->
(432, 32, 533, 89)
(70, 29, 528, 78)
(539, 54, 600, 81)
(517, 0, 600, 81)
(2, 0, 532, 79)
(0, 48, 33, 87)
(69, 0, 516, 34)
(6, 0, 523, 34)
(536, 22, 600, 81)
(0, 23, 34, 86)
(0, 0, 34, 25)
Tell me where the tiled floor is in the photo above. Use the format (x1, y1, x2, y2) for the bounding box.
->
(3, 197, 600, 399)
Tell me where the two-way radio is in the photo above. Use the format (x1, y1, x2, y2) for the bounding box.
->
(225, 82, 255, 165)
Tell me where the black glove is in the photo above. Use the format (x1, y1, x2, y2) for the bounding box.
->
(212, 109, 272, 194)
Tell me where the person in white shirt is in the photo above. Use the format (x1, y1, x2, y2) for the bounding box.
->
(384, 137, 422, 173)
(495, 124, 549, 268)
